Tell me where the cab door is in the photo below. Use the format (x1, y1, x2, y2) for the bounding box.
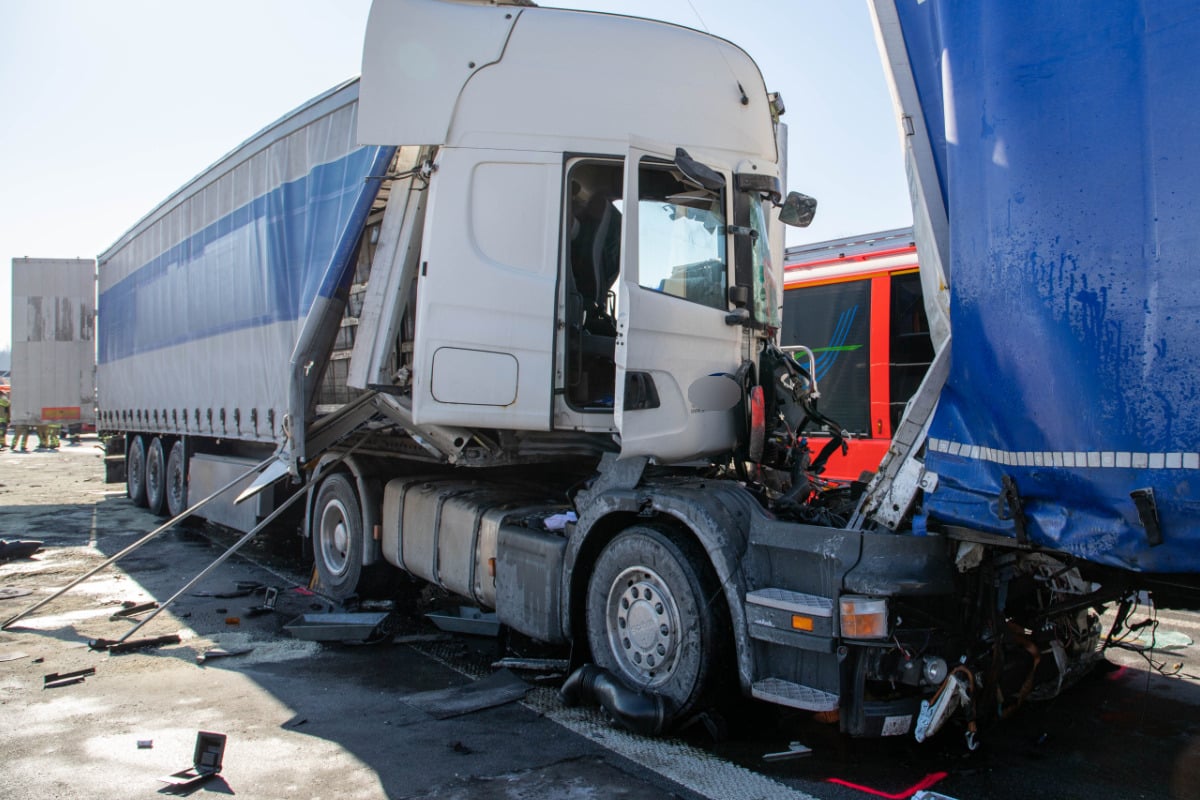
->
(614, 145, 745, 462)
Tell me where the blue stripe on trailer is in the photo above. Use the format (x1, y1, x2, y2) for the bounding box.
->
(97, 145, 394, 365)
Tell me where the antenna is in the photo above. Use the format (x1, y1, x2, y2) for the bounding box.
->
(684, 0, 752, 106)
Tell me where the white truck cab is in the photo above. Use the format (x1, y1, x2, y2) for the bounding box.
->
(353, 0, 795, 463)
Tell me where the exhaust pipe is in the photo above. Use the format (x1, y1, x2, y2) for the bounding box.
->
(560, 664, 672, 736)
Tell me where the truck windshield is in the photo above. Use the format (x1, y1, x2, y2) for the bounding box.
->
(635, 161, 727, 311)
(749, 197, 779, 328)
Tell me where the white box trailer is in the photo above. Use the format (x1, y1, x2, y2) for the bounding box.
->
(10, 257, 96, 430)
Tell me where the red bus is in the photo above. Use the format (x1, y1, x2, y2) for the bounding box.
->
(781, 227, 933, 483)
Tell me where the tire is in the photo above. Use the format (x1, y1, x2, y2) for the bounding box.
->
(585, 525, 730, 722)
(145, 437, 168, 516)
(126, 435, 147, 507)
(312, 473, 365, 600)
(165, 439, 188, 518)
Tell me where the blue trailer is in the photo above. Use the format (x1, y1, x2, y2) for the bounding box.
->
(862, 0, 1200, 583)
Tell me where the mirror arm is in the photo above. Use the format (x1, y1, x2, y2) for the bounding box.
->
(725, 308, 751, 326)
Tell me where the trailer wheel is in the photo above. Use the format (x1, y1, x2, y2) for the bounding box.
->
(145, 437, 168, 516)
(165, 439, 188, 518)
(585, 525, 730, 723)
(313, 473, 365, 600)
(126, 435, 148, 507)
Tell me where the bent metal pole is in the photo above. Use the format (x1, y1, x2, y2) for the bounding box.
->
(115, 478, 309, 641)
(1, 456, 275, 630)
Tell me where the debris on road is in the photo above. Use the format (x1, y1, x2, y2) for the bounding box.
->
(0, 587, 33, 600)
(245, 587, 278, 617)
(158, 731, 226, 789)
(109, 601, 158, 620)
(43, 667, 96, 689)
(284, 612, 393, 642)
(393, 633, 452, 645)
(89, 634, 182, 654)
(0, 650, 29, 662)
(491, 657, 569, 673)
(403, 668, 530, 720)
(0, 540, 43, 562)
(196, 646, 255, 664)
(192, 582, 263, 599)
(762, 742, 813, 762)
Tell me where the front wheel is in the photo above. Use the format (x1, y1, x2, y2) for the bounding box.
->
(585, 525, 730, 723)
(312, 473, 365, 600)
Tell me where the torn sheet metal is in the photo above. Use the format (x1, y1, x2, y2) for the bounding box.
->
(283, 612, 392, 642)
(402, 669, 530, 720)
(425, 606, 500, 637)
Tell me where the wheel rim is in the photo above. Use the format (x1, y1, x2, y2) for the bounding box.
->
(605, 565, 683, 688)
(319, 498, 352, 578)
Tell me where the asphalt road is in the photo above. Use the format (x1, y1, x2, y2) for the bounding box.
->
(0, 440, 1197, 800)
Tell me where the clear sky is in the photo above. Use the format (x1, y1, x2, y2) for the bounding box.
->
(0, 0, 910, 355)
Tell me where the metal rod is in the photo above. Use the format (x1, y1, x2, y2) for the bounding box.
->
(117, 484, 309, 641)
(117, 443, 363, 641)
(2, 456, 275, 630)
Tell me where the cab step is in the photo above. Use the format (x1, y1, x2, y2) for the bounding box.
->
(751, 677, 839, 712)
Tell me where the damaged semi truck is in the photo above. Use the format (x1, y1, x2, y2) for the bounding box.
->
(98, 0, 1200, 744)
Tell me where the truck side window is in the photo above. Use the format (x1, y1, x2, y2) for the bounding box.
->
(888, 271, 934, 431)
(635, 160, 727, 311)
(780, 278, 872, 435)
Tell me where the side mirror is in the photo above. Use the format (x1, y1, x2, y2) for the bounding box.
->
(674, 148, 725, 192)
(779, 191, 817, 228)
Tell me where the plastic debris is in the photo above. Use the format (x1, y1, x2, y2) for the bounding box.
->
(543, 511, 577, 532)
(763, 741, 813, 762)
(197, 646, 254, 664)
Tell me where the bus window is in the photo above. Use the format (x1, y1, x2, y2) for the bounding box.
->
(888, 271, 933, 431)
(780, 278, 872, 435)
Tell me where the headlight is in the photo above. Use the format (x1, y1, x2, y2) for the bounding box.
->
(839, 596, 889, 639)
(923, 656, 948, 685)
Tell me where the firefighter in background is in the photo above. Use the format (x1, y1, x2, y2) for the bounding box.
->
(11, 422, 31, 451)
(35, 423, 59, 451)
(0, 387, 9, 450)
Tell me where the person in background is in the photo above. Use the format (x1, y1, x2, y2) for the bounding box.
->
(11, 423, 31, 452)
(0, 387, 9, 450)
(33, 424, 60, 450)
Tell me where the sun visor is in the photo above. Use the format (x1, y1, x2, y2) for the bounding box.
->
(358, 0, 520, 146)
